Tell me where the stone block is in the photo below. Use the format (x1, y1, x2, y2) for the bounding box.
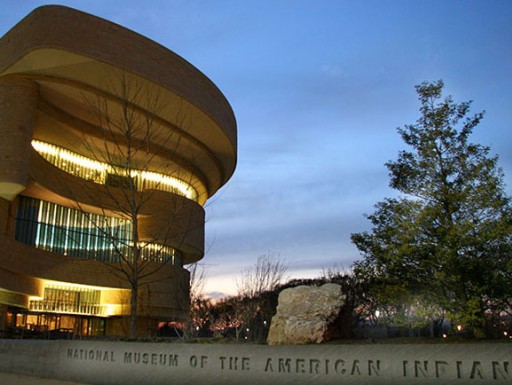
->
(268, 283, 346, 345)
(2, 340, 512, 384)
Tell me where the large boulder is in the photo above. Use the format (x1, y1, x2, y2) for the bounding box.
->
(267, 283, 345, 345)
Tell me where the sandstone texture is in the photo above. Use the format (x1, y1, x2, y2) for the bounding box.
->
(267, 283, 345, 345)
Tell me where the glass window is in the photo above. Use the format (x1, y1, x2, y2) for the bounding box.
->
(15, 196, 181, 265)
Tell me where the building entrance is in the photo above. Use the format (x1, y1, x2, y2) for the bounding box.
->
(6, 308, 106, 338)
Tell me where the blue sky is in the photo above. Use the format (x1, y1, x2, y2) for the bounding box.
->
(2, 1, 512, 296)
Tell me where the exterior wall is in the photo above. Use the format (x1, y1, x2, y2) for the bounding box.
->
(138, 191, 205, 262)
(0, 229, 190, 319)
(0, 78, 38, 200)
(0, 196, 9, 237)
(0, 5, 237, 149)
(0, 5, 237, 199)
(0, 5, 236, 336)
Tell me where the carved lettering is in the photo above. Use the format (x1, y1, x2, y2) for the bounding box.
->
(189, 355, 207, 368)
(219, 356, 247, 371)
(66, 349, 115, 362)
(415, 360, 428, 377)
(470, 361, 484, 379)
(351, 360, 361, 376)
(457, 360, 463, 379)
(435, 361, 448, 378)
(334, 360, 346, 375)
(62, 346, 512, 382)
(279, 358, 291, 373)
(368, 360, 381, 376)
(296, 358, 305, 373)
(493, 361, 510, 380)
(169, 354, 179, 367)
(309, 359, 320, 374)
(123, 352, 177, 366)
(264, 357, 382, 376)
(264, 358, 273, 372)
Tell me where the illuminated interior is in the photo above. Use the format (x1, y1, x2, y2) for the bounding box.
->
(11, 312, 107, 336)
(27, 280, 127, 318)
(15, 196, 183, 266)
(29, 281, 107, 317)
(31, 140, 198, 201)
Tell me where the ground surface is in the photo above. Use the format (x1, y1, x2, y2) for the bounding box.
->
(0, 372, 89, 385)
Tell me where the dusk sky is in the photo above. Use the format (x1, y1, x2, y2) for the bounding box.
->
(2, 1, 512, 296)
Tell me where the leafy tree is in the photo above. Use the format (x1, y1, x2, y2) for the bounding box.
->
(352, 80, 512, 336)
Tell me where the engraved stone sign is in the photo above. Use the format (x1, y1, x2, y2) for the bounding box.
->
(1, 340, 512, 384)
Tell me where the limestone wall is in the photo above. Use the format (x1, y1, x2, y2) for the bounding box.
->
(0, 77, 38, 201)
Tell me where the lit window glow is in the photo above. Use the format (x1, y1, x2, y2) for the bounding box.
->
(28, 280, 125, 317)
(141, 171, 192, 198)
(59, 151, 107, 172)
(15, 196, 183, 266)
(31, 140, 198, 201)
(31, 140, 58, 156)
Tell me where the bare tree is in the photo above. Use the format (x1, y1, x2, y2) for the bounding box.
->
(185, 262, 210, 338)
(320, 263, 353, 281)
(235, 251, 287, 341)
(189, 262, 208, 302)
(237, 251, 287, 298)
(209, 296, 245, 339)
(38, 72, 200, 338)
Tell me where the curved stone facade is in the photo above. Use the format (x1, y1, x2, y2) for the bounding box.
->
(0, 77, 39, 200)
(0, 6, 236, 336)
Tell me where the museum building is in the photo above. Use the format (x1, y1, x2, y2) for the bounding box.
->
(0, 6, 237, 336)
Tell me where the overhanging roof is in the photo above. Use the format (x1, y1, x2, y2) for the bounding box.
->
(0, 5, 237, 203)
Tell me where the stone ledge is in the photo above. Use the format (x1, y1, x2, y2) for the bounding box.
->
(1, 339, 511, 384)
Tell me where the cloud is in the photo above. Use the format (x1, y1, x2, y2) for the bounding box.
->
(321, 64, 346, 78)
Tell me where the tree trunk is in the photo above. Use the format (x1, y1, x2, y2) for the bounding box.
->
(129, 284, 138, 338)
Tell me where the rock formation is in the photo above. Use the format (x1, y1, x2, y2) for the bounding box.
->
(267, 283, 345, 345)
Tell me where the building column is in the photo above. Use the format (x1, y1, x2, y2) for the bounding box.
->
(0, 77, 39, 201)
(0, 304, 8, 331)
